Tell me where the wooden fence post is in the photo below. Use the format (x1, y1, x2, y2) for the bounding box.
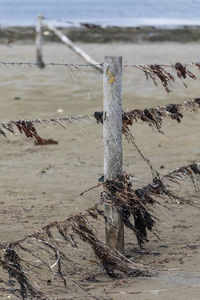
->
(36, 15, 45, 68)
(103, 56, 124, 253)
(43, 22, 102, 73)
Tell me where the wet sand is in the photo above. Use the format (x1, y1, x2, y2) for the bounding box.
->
(0, 42, 200, 299)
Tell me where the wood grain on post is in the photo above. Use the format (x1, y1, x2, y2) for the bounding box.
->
(36, 15, 45, 68)
(43, 22, 102, 73)
(103, 56, 124, 253)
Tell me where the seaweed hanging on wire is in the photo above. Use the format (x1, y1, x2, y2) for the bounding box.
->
(0, 205, 151, 299)
(94, 97, 200, 135)
(123, 97, 200, 133)
(102, 173, 158, 247)
(0, 115, 92, 136)
(1, 162, 200, 298)
(101, 163, 200, 248)
(136, 64, 175, 92)
(0, 247, 42, 299)
(175, 62, 197, 87)
(135, 63, 196, 92)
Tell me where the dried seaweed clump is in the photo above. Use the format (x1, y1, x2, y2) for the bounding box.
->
(0, 205, 151, 299)
(165, 163, 200, 191)
(136, 63, 197, 92)
(69, 213, 151, 278)
(102, 174, 164, 247)
(0, 120, 45, 143)
(122, 104, 183, 133)
(136, 64, 175, 92)
(175, 62, 196, 87)
(0, 247, 42, 299)
(122, 97, 200, 133)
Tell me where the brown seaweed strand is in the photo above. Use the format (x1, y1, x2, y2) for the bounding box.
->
(0, 247, 42, 299)
(136, 64, 175, 92)
(175, 62, 197, 87)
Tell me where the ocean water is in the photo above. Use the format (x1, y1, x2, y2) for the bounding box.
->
(1, 0, 200, 27)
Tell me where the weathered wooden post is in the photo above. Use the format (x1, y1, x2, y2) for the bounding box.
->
(43, 22, 102, 73)
(103, 56, 124, 253)
(36, 14, 45, 68)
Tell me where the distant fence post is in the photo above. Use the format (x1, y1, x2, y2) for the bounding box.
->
(103, 56, 124, 253)
(36, 14, 45, 68)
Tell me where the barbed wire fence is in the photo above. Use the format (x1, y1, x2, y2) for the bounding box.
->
(1, 23, 200, 298)
(0, 59, 200, 91)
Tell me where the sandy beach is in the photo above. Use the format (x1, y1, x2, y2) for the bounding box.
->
(0, 41, 200, 299)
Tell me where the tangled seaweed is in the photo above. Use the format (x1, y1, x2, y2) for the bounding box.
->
(0, 247, 42, 299)
(0, 115, 92, 140)
(0, 206, 150, 299)
(0, 120, 46, 144)
(175, 62, 197, 87)
(1, 162, 200, 298)
(101, 163, 200, 247)
(164, 163, 200, 192)
(94, 98, 200, 134)
(136, 63, 196, 92)
(136, 64, 175, 93)
(102, 174, 156, 247)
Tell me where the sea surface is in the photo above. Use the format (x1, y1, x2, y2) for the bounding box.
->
(1, 0, 200, 27)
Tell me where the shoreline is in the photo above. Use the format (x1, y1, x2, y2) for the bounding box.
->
(1, 25, 200, 44)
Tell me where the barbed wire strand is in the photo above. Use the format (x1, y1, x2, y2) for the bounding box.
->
(0, 61, 103, 68)
(0, 60, 199, 68)
(0, 97, 200, 131)
(0, 114, 93, 128)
